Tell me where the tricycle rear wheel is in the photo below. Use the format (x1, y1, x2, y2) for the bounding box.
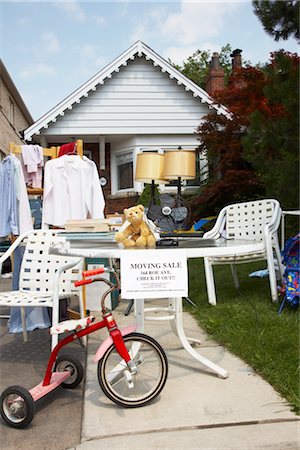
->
(54, 355, 84, 389)
(0, 385, 35, 428)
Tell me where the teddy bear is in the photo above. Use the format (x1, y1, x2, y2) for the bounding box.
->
(114, 204, 156, 248)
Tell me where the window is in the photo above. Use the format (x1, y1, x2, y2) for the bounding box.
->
(9, 97, 14, 125)
(116, 152, 133, 190)
(186, 152, 208, 187)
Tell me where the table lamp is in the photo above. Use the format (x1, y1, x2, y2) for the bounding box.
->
(161, 147, 196, 230)
(163, 148, 196, 197)
(135, 152, 167, 200)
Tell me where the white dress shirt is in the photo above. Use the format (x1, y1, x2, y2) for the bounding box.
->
(42, 155, 105, 228)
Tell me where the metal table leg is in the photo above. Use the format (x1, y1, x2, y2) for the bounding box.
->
(134, 297, 228, 378)
(172, 297, 228, 379)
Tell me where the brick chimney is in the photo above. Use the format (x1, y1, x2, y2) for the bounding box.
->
(230, 48, 246, 89)
(205, 52, 225, 96)
(230, 49, 242, 71)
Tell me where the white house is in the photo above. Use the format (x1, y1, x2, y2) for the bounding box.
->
(24, 41, 229, 213)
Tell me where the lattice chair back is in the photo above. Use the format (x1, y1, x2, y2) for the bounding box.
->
(225, 199, 280, 242)
(19, 230, 83, 294)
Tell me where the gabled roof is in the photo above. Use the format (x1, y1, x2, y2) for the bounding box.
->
(24, 41, 230, 141)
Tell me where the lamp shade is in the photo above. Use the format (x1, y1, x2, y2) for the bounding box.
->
(135, 153, 166, 183)
(163, 150, 196, 180)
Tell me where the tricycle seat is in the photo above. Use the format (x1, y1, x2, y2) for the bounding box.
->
(50, 316, 95, 335)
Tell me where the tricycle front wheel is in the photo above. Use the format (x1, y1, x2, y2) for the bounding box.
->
(0, 385, 35, 428)
(98, 333, 168, 408)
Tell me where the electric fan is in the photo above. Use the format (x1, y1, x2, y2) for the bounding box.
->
(146, 193, 190, 232)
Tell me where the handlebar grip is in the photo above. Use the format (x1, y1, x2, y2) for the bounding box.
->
(82, 268, 105, 277)
(74, 279, 93, 287)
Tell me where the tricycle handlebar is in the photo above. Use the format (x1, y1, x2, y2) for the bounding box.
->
(82, 268, 105, 277)
(74, 279, 93, 287)
(74, 266, 120, 312)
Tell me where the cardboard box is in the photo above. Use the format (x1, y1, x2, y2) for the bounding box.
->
(65, 219, 110, 232)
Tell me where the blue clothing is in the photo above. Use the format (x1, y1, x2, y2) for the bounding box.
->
(0, 155, 19, 237)
(9, 306, 51, 334)
(0, 156, 49, 332)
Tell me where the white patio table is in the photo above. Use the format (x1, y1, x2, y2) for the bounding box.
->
(50, 235, 265, 379)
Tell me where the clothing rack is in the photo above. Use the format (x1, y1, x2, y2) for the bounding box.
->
(9, 140, 83, 196)
(9, 139, 83, 158)
(9, 143, 57, 158)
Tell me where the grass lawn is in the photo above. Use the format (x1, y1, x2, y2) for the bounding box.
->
(187, 259, 299, 415)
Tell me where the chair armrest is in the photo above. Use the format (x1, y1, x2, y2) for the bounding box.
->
(0, 230, 33, 275)
(52, 258, 84, 296)
(264, 202, 282, 242)
(203, 207, 226, 239)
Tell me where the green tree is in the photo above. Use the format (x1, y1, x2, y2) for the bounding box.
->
(138, 183, 160, 207)
(243, 51, 299, 210)
(252, 0, 299, 41)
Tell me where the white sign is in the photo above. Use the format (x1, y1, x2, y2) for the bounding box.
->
(120, 249, 188, 299)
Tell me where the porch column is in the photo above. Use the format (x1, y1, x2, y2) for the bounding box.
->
(40, 136, 47, 148)
(99, 136, 105, 170)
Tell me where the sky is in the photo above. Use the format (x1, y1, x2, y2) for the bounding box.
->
(1, 0, 299, 121)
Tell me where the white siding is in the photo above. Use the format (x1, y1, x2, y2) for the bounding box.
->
(43, 58, 209, 136)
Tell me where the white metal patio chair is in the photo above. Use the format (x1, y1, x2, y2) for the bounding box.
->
(203, 199, 283, 305)
(0, 230, 84, 349)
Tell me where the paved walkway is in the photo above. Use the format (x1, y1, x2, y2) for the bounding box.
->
(69, 300, 300, 450)
(0, 273, 299, 450)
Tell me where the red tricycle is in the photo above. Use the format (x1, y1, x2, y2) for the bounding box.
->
(0, 267, 168, 428)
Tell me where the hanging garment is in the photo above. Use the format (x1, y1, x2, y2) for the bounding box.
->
(12, 155, 34, 235)
(0, 155, 39, 332)
(0, 155, 18, 237)
(21, 144, 44, 188)
(42, 155, 105, 227)
(0, 155, 32, 237)
(58, 142, 76, 158)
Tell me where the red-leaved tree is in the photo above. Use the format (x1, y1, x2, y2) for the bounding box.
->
(189, 64, 288, 220)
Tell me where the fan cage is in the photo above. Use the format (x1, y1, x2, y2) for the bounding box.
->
(146, 193, 191, 232)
